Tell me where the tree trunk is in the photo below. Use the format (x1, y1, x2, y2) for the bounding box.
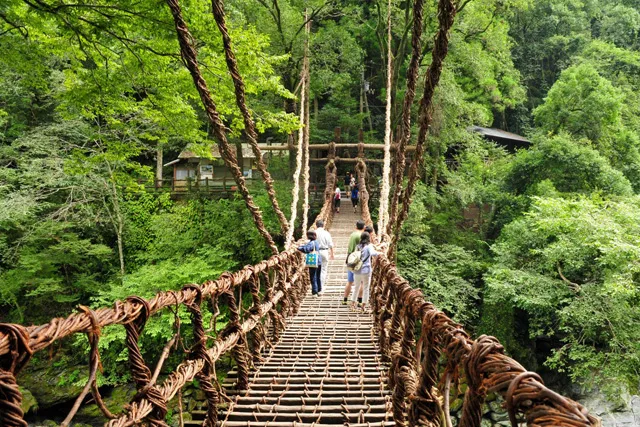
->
(314, 97, 318, 123)
(156, 146, 163, 188)
(364, 91, 374, 133)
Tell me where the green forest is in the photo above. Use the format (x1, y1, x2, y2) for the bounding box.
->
(2, 0, 640, 418)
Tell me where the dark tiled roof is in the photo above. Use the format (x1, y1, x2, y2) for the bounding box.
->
(469, 126, 530, 143)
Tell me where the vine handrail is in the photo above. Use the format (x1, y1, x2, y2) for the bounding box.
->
(370, 255, 601, 427)
(0, 247, 310, 427)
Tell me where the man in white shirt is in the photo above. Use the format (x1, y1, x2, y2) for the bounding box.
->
(314, 219, 334, 293)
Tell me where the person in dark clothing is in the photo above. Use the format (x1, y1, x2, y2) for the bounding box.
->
(297, 230, 322, 296)
(344, 173, 351, 189)
(351, 185, 359, 213)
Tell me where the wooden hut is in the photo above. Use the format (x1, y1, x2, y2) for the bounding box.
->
(164, 144, 262, 190)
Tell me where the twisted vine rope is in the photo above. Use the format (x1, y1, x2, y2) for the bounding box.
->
(286, 51, 308, 246)
(301, 14, 312, 234)
(387, 0, 425, 239)
(165, 0, 278, 254)
(378, 0, 393, 242)
(389, 0, 456, 259)
(211, 0, 289, 236)
(356, 156, 374, 232)
(370, 256, 601, 427)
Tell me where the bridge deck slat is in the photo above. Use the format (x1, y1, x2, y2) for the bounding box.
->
(191, 211, 395, 426)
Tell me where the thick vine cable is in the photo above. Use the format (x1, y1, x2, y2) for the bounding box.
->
(286, 52, 307, 246)
(211, 0, 289, 236)
(386, 0, 426, 238)
(389, 0, 457, 259)
(301, 14, 311, 234)
(164, 0, 278, 255)
(378, 0, 393, 241)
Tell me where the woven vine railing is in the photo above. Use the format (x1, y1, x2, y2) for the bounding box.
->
(0, 248, 310, 427)
(369, 255, 601, 427)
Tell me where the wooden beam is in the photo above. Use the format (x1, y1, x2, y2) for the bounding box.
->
(258, 143, 416, 152)
(310, 157, 385, 164)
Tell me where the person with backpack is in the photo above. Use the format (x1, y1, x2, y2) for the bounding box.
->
(349, 231, 380, 311)
(334, 185, 342, 213)
(343, 220, 365, 305)
(297, 229, 322, 297)
(350, 185, 359, 213)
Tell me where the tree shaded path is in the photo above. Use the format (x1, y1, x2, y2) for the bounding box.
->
(194, 210, 395, 426)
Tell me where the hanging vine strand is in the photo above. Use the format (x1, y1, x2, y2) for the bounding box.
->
(211, 0, 290, 236)
(387, 0, 426, 239)
(164, 0, 278, 255)
(378, 0, 394, 241)
(389, 0, 457, 259)
(301, 14, 312, 234)
(286, 49, 308, 246)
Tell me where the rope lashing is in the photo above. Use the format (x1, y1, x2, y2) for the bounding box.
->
(0, 324, 32, 427)
(183, 285, 219, 427)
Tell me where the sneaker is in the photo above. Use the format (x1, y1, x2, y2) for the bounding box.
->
(318, 291, 324, 295)
(341, 299, 348, 305)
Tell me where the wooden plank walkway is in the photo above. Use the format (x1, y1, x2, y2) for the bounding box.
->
(190, 209, 394, 426)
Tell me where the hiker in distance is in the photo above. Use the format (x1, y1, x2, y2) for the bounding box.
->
(297, 229, 322, 297)
(334, 185, 342, 213)
(351, 184, 359, 213)
(314, 219, 334, 294)
(342, 219, 365, 305)
(348, 231, 382, 311)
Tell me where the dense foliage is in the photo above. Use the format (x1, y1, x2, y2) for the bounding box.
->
(2, 0, 640, 408)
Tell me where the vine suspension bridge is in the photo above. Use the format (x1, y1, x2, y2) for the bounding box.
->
(0, 0, 603, 425)
(0, 164, 600, 427)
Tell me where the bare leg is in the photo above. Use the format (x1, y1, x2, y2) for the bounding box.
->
(344, 281, 353, 299)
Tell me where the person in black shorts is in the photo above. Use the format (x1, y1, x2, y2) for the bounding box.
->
(334, 185, 342, 213)
(350, 185, 359, 213)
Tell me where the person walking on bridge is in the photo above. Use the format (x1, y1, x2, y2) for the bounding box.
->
(314, 219, 334, 294)
(334, 185, 342, 214)
(350, 185, 359, 213)
(298, 230, 323, 296)
(350, 231, 380, 311)
(343, 219, 365, 304)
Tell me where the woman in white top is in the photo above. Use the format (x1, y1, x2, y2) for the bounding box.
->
(350, 231, 380, 311)
(334, 186, 342, 213)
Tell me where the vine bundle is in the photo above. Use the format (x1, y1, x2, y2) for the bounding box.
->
(0, 248, 310, 427)
(369, 256, 601, 427)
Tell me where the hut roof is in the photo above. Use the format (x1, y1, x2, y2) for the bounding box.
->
(468, 126, 530, 152)
(178, 144, 260, 160)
